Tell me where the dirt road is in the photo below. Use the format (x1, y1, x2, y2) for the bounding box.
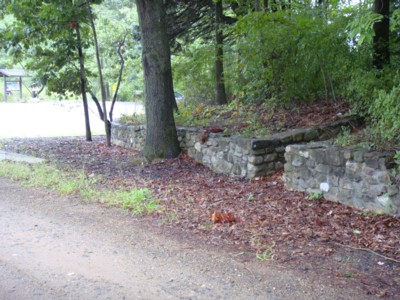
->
(0, 178, 374, 300)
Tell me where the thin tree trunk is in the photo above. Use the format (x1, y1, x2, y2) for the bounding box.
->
(101, 58, 111, 100)
(373, 0, 390, 69)
(105, 82, 110, 100)
(89, 90, 111, 133)
(109, 36, 126, 122)
(264, 0, 269, 11)
(87, 0, 111, 145)
(214, 0, 227, 105)
(136, 0, 180, 159)
(32, 84, 45, 98)
(75, 23, 92, 142)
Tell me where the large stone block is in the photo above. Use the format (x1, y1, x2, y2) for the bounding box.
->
(277, 132, 294, 144)
(284, 151, 294, 162)
(298, 178, 309, 189)
(231, 136, 251, 150)
(247, 162, 267, 173)
(276, 146, 286, 153)
(325, 186, 340, 200)
(315, 163, 331, 174)
(250, 148, 267, 155)
(291, 156, 305, 167)
(298, 150, 310, 158)
(353, 150, 365, 163)
(343, 149, 353, 161)
(232, 164, 242, 176)
(248, 155, 264, 165)
(362, 164, 375, 177)
(325, 150, 344, 166)
(251, 138, 276, 150)
(328, 175, 340, 187)
(345, 161, 362, 181)
(194, 151, 203, 162)
(337, 188, 353, 201)
(216, 151, 224, 160)
(303, 128, 319, 141)
(339, 178, 354, 190)
(203, 155, 211, 165)
(313, 172, 328, 185)
(369, 184, 387, 198)
(309, 150, 326, 165)
(264, 153, 278, 162)
(331, 166, 345, 177)
(234, 145, 243, 156)
(275, 161, 284, 170)
(305, 160, 315, 169)
(373, 171, 391, 185)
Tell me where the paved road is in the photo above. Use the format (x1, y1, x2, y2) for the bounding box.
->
(0, 101, 143, 138)
(0, 177, 375, 300)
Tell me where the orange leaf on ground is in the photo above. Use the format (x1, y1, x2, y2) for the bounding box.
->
(211, 211, 236, 224)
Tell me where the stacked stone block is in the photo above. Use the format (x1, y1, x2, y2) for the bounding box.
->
(111, 116, 356, 178)
(284, 141, 399, 215)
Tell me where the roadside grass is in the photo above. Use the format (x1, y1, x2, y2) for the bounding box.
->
(0, 161, 161, 216)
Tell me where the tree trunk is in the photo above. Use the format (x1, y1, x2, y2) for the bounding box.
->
(87, 0, 111, 146)
(75, 23, 92, 142)
(264, 0, 269, 11)
(214, 0, 227, 105)
(109, 36, 126, 122)
(89, 91, 111, 134)
(373, 0, 390, 69)
(136, 0, 180, 159)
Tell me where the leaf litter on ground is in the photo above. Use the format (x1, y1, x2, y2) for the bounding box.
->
(1, 136, 399, 297)
(1, 98, 399, 297)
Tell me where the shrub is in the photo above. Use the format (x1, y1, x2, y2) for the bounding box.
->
(231, 9, 354, 105)
(369, 85, 400, 146)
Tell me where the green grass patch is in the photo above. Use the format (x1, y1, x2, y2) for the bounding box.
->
(0, 161, 162, 216)
(113, 188, 161, 216)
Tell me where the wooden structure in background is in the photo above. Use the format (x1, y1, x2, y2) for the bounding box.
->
(0, 69, 30, 102)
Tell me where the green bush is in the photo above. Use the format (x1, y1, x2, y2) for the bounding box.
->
(369, 85, 400, 146)
(346, 66, 398, 117)
(172, 41, 215, 104)
(231, 9, 354, 105)
(117, 84, 136, 102)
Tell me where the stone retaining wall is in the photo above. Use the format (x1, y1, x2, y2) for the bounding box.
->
(111, 117, 357, 178)
(284, 141, 399, 215)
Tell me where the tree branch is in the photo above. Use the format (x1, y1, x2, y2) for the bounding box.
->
(109, 35, 127, 122)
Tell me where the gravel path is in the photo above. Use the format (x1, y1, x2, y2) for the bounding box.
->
(0, 177, 375, 300)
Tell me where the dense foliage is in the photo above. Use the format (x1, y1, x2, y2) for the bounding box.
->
(0, 0, 140, 100)
(171, 0, 400, 148)
(0, 0, 399, 148)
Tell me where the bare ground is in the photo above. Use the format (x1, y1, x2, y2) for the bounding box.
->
(0, 177, 384, 299)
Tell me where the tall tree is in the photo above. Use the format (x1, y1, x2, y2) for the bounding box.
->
(87, 0, 111, 145)
(214, 0, 228, 105)
(0, 0, 99, 141)
(75, 22, 92, 141)
(135, 0, 180, 159)
(373, 0, 390, 69)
